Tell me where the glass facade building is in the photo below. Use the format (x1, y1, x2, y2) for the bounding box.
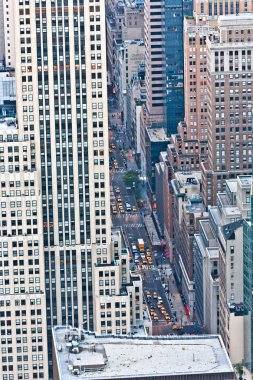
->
(243, 214, 253, 371)
(165, 0, 193, 134)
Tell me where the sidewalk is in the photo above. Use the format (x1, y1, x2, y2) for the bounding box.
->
(144, 215, 160, 246)
(161, 263, 190, 326)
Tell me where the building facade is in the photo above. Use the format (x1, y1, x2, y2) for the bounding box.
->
(52, 327, 235, 380)
(145, 127, 170, 194)
(1, 0, 15, 67)
(144, 0, 166, 125)
(0, 119, 49, 380)
(201, 14, 253, 205)
(194, 0, 253, 17)
(11, 1, 143, 376)
(0, 66, 16, 118)
(171, 171, 208, 316)
(243, 216, 253, 372)
(165, 0, 193, 134)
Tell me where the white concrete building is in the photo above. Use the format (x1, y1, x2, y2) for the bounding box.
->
(2, 0, 15, 67)
(6, 1, 143, 376)
(115, 39, 145, 115)
(52, 326, 235, 380)
(0, 119, 49, 380)
(194, 176, 251, 360)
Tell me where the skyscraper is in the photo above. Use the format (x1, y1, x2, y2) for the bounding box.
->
(0, 118, 49, 380)
(14, 0, 111, 332)
(194, 0, 253, 17)
(1, 0, 15, 67)
(11, 0, 142, 373)
(144, 0, 166, 126)
(201, 14, 253, 204)
(165, 0, 193, 134)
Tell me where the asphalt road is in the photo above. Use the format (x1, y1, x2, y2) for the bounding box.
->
(108, 103, 196, 336)
(109, 123, 178, 335)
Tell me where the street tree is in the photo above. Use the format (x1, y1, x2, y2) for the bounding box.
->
(123, 170, 140, 188)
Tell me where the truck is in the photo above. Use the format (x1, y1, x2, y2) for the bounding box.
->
(138, 238, 145, 252)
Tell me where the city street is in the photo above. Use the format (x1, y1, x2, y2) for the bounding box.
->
(108, 102, 195, 336)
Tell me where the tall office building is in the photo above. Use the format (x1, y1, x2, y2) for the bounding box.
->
(0, 121, 48, 379)
(243, 202, 253, 373)
(144, 0, 166, 126)
(194, 0, 253, 17)
(11, 0, 142, 374)
(201, 14, 253, 205)
(1, 0, 15, 67)
(184, 15, 210, 142)
(165, 0, 193, 134)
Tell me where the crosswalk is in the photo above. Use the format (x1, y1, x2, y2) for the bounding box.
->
(114, 167, 125, 172)
(135, 265, 154, 274)
(113, 213, 139, 218)
(124, 223, 144, 228)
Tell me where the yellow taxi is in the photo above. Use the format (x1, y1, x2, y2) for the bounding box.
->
(111, 205, 117, 215)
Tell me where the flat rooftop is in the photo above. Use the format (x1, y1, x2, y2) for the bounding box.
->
(53, 327, 234, 379)
(174, 171, 202, 186)
(219, 13, 253, 22)
(225, 179, 237, 194)
(0, 118, 16, 132)
(217, 193, 230, 206)
(222, 205, 241, 217)
(200, 220, 216, 241)
(146, 128, 169, 142)
(237, 175, 252, 188)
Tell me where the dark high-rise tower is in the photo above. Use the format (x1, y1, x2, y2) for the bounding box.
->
(165, 0, 193, 134)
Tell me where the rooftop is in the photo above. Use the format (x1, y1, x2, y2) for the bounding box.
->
(174, 171, 202, 187)
(221, 220, 243, 241)
(237, 175, 252, 188)
(172, 172, 203, 202)
(226, 177, 238, 193)
(222, 206, 241, 217)
(219, 13, 253, 23)
(146, 128, 169, 142)
(0, 118, 16, 132)
(200, 220, 216, 242)
(217, 193, 230, 206)
(206, 247, 219, 260)
(53, 327, 234, 379)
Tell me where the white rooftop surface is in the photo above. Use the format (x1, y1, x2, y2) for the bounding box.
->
(0, 119, 16, 132)
(147, 128, 169, 142)
(175, 171, 202, 184)
(219, 13, 253, 21)
(222, 206, 241, 217)
(53, 328, 234, 379)
(225, 179, 237, 194)
(237, 175, 252, 187)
